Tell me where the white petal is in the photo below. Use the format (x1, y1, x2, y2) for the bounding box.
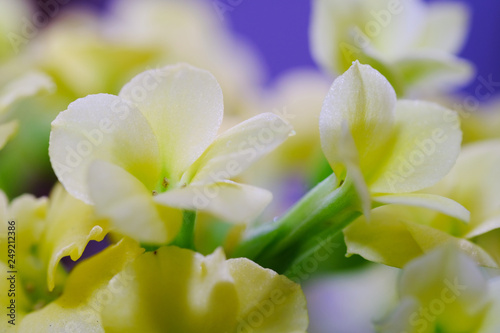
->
(154, 181, 272, 223)
(319, 62, 396, 176)
(187, 113, 293, 184)
(465, 216, 500, 240)
(369, 100, 462, 193)
(339, 122, 371, 218)
(374, 193, 470, 223)
(0, 71, 54, 113)
(415, 2, 470, 54)
(88, 160, 182, 244)
(119, 63, 224, 182)
(49, 93, 162, 203)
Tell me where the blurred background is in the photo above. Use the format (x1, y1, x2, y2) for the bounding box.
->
(25, 0, 499, 93)
(2, 1, 499, 331)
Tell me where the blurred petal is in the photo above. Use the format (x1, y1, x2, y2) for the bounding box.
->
(101, 247, 239, 332)
(395, 53, 473, 95)
(466, 216, 500, 239)
(228, 258, 308, 332)
(155, 181, 272, 223)
(0, 120, 18, 149)
(405, 223, 498, 268)
(480, 277, 500, 333)
(0, 71, 54, 113)
(369, 100, 462, 193)
(415, 2, 470, 54)
(119, 63, 223, 182)
(374, 193, 470, 223)
(18, 238, 143, 332)
(320, 62, 396, 176)
(345, 207, 498, 268)
(89, 160, 182, 244)
(431, 140, 500, 238)
(49, 93, 161, 203)
(344, 208, 424, 268)
(188, 113, 293, 184)
(397, 245, 490, 331)
(40, 183, 109, 291)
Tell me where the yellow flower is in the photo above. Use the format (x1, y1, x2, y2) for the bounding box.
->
(461, 105, 500, 143)
(49, 64, 293, 245)
(377, 246, 500, 333)
(310, 0, 473, 96)
(0, 184, 107, 328)
(19, 238, 309, 332)
(344, 140, 500, 268)
(320, 61, 467, 220)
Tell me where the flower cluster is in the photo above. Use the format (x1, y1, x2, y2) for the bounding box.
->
(0, 0, 499, 331)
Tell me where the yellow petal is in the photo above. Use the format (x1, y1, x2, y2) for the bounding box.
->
(319, 62, 396, 178)
(431, 140, 500, 238)
(395, 52, 474, 95)
(228, 258, 309, 332)
(339, 122, 371, 218)
(155, 181, 272, 223)
(187, 112, 293, 185)
(397, 246, 490, 332)
(39, 183, 109, 291)
(344, 207, 424, 268)
(18, 238, 143, 333)
(374, 193, 470, 223)
(379, 245, 490, 332)
(344, 206, 498, 268)
(49, 93, 162, 203)
(119, 63, 224, 182)
(405, 222, 498, 268)
(101, 247, 240, 332)
(369, 100, 462, 193)
(88, 160, 182, 244)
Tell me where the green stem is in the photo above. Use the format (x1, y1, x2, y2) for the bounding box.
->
(231, 173, 361, 271)
(170, 210, 197, 250)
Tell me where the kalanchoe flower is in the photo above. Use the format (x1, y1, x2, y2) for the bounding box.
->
(49, 63, 293, 244)
(376, 246, 500, 333)
(0, 183, 106, 325)
(310, 0, 473, 96)
(19, 238, 309, 332)
(320, 61, 467, 220)
(344, 140, 500, 268)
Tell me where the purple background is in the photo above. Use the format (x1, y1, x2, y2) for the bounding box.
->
(223, 0, 500, 97)
(36, 0, 500, 96)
